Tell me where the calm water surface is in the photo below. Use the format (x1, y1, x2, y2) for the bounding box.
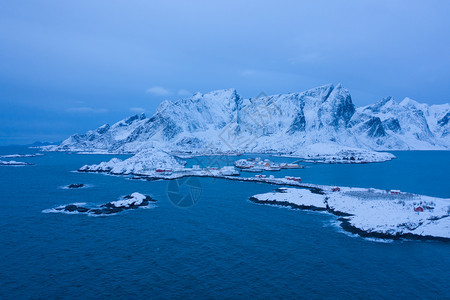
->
(0, 147, 449, 299)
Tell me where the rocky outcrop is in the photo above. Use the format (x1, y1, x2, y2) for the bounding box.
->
(51, 192, 156, 215)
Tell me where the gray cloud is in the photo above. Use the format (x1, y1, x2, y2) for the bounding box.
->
(129, 107, 145, 113)
(146, 86, 171, 96)
(177, 89, 192, 96)
(67, 107, 108, 113)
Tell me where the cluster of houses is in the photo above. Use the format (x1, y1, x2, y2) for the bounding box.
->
(330, 187, 425, 213)
(235, 157, 302, 172)
(190, 164, 240, 176)
(155, 168, 172, 175)
(255, 174, 275, 179)
(284, 176, 302, 182)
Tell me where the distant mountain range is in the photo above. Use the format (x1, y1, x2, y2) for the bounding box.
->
(47, 84, 450, 154)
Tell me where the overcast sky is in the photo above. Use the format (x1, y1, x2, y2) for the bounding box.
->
(1, 0, 449, 145)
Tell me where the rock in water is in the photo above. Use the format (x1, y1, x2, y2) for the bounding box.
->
(64, 204, 78, 212)
(52, 192, 156, 215)
(67, 184, 85, 189)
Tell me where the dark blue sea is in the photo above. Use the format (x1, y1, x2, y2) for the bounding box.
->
(0, 147, 449, 299)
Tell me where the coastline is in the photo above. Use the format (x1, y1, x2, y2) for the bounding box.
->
(78, 167, 450, 242)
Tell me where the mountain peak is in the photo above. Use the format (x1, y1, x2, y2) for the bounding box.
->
(156, 100, 173, 113)
(96, 124, 110, 134)
(400, 97, 421, 108)
(329, 83, 350, 96)
(316, 83, 335, 92)
(188, 89, 239, 103)
(123, 114, 145, 125)
(205, 88, 238, 98)
(369, 96, 396, 111)
(300, 83, 335, 101)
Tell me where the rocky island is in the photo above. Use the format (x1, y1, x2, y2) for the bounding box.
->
(47, 192, 155, 215)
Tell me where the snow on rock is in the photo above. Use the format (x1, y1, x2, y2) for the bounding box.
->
(108, 192, 148, 208)
(45, 192, 156, 215)
(79, 148, 185, 175)
(251, 187, 450, 240)
(251, 188, 325, 208)
(44, 84, 450, 154)
(280, 143, 396, 163)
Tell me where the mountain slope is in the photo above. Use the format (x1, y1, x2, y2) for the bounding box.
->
(47, 84, 450, 154)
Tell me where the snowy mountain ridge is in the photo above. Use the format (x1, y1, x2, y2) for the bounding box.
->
(48, 84, 450, 154)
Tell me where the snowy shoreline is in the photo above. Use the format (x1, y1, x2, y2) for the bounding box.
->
(43, 147, 397, 164)
(77, 164, 449, 241)
(250, 187, 449, 241)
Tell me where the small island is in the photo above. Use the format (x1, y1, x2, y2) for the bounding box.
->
(0, 160, 33, 166)
(48, 192, 156, 215)
(65, 183, 86, 189)
(0, 153, 44, 158)
(250, 187, 449, 241)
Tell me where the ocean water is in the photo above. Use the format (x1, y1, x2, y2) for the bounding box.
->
(0, 147, 449, 299)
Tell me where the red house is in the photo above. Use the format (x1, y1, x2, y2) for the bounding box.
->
(414, 207, 424, 212)
(332, 187, 340, 192)
(284, 176, 301, 182)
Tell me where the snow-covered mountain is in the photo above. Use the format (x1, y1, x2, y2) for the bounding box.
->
(351, 96, 450, 150)
(48, 84, 450, 154)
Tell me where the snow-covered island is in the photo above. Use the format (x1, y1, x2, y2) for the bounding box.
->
(235, 157, 303, 171)
(277, 143, 396, 164)
(0, 153, 43, 158)
(251, 187, 450, 240)
(0, 160, 33, 166)
(79, 147, 242, 177)
(46, 192, 155, 215)
(79, 148, 186, 175)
